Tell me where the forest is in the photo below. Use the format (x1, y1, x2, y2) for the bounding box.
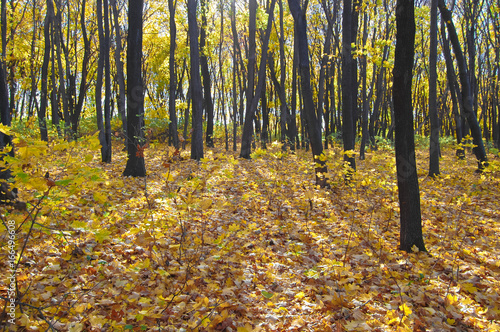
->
(0, 0, 499, 330)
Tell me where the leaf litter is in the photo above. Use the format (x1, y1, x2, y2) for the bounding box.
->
(1, 137, 499, 331)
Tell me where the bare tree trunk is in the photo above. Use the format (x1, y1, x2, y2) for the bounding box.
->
(393, 0, 426, 252)
(342, 0, 356, 171)
(438, 0, 488, 170)
(123, 0, 146, 176)
(428, 0, 440, 176)
(188, 0, 204, 160)
(288, 0, 328, 187)
(199, 0, 214, 148)
(168, 0, 179, 148)
(111, 0, 126, 145)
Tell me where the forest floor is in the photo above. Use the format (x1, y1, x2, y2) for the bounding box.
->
(1, 135, 500, 331)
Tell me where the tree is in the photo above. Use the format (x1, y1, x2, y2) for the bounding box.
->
(123, 0, 146, 177)
(200, 0, 214, 148)
(96, 0, 112, 162)
(428, 0, 440, 177)
(342, 0, 356, 172)
(288, 0, 328, 187)
(239, 0, 257, 159)
(168, 0, 179, 149)
(393, 0, 426, 252)
(188, 0, 204, 160)
(438, 0, 488, 170)
(38, 0, 53, 142)
(240, 0, 276, 158)
(111, 0, 127, 144)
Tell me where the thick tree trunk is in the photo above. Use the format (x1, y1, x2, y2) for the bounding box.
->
(438, 0, 487, 170)
(188, 0, 204, 160)
(240, 0, 258, 158)
(394, 0, 426, 252)
(123, 0, 146, 177)
(288, 0, 328, 187)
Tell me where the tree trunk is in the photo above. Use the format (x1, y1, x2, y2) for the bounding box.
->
(428, 0, 440, 177)
(96, 0, 111, 162)
(71, 0, 90, 139)
(38, 0, 52, 142)
(231, 0, 238, 152)
(288, 0, 328, 187)
(359, 10, 369, 160)
(188, 0, 204, 160)
(438, 0, 488, 170)
(123, 0, 146, 177)
(168, 0, 179, 149)
(200, 0, 214, 148)
(342, 0, 356, 172)
(111, 0, 126, 145)
(240, 0, 258, 158)
(393, 0, 426, 252)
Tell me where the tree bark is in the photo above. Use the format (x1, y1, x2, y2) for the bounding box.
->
(393, 0, 426, 252)
(188, 0, 204, 160)
(111, 0, 126, 145)
(38, 0, 52, 142)
(168, 0, 179, 149)
(438, 0, 488, 169)
(428, 0, 440, 177)
(240, 0, 258, 158)
(342, 0, 356, 172)
(123, 0, 146, 177)
(200, 0, 214, 148)
(288, 0, 328, 187)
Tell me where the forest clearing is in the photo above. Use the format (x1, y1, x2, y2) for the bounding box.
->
(1, 132, 499, 331)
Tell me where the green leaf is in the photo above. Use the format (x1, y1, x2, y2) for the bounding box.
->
(262, 291, 274, 299)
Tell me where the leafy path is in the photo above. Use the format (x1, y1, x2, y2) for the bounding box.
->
(1, 137, 499, 331)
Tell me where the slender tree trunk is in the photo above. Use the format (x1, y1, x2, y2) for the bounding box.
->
(288, 0, 328, 187)
(359, 10, 369, 160)
(96, 0, 111, 162)
(168, 0, 179, 148)
(0, 0, 12, 157)
(123, 0, 146, 177)
(428, 0, 440, 176)
(111, 0, 126, 144)
(199, 0, 214, 148)
(438, 0, 487, 170)
(38, 0, 52, 142)
(440, 18, 464, 157)
(72, 0, 90, 138)
(231, 0, 238, 152)
(279, 0, 288, 149)
(393, 0, 426, 253)
(188, 0, 204, 160)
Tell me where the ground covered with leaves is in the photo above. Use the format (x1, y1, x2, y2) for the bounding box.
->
(1, 135, 500, 331)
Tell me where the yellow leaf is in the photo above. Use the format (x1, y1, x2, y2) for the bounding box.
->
(399, 303, 412, 316)
(0, 123, 12, 135)
(294, 291, 306, 300)
(447, 318, 456, 325)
